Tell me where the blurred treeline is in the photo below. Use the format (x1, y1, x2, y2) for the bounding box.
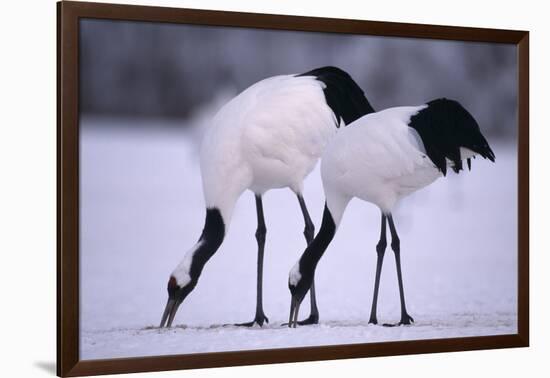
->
(80, 19, 517, 139)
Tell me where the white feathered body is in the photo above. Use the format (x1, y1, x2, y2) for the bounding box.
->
(200, 75, 337, 222)
(321, 106, 442, 219)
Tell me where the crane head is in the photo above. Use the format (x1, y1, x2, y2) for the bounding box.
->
(159, 276, 194, 328)
(287, 261, 314, 328)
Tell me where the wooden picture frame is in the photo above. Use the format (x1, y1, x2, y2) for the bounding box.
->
(57, 1, 529, 376)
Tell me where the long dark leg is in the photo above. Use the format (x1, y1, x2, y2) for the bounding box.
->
(236, 195, 269, 327)
(387, 214, 414, 326)
(296, 194, 319, 325)
(369, 213, 387, 325)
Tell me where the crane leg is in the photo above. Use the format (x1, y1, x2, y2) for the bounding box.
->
(236, 194, 269, 327)
(385, 214, 414, 326)
(369, 213, 387, 325)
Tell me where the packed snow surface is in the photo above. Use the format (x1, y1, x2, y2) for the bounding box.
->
(80, 119, 517, 360)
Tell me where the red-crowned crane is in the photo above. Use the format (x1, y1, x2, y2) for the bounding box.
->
(287, 98, 495, 328)
(160, 67, 375, 328)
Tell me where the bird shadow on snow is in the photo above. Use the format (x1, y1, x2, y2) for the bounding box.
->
(87, 311, 515, 337)
(133, 312, 513, 333)
(139, 320, 418, 332)
(141, 323, 290, 331)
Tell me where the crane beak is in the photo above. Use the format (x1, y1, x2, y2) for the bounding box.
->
(160, 298, 181, 328)
(288, 296, 302, 328)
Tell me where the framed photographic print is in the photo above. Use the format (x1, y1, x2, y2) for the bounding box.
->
(57, 1, 529, 376)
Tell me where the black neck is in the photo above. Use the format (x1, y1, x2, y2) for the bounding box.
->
(299, 204, 337, 271)
(188, 208, 225, 285)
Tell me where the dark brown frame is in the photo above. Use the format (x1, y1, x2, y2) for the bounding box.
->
(57, 1, 529, 376)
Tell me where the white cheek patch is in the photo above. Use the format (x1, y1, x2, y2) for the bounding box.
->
(172, 241, 203, 287)
(289, 261, 301, 287)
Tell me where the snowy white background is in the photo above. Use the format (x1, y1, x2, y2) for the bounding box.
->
(79, 118, 517, 360)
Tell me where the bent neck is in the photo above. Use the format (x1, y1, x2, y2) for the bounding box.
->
(191, 208, 225, 279)
(173, 208, 225, 287)
(299, 204, 337, 270)
(198, 208, 225, 247)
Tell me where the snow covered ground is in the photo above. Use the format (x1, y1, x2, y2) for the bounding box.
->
(79, 118, 517, 360)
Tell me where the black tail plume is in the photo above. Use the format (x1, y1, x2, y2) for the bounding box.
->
(409, 98, 495, 176)
(297, 66, 375, 126)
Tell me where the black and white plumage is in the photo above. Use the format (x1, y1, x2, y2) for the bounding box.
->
(287, 98, 495, 328)
(160, 66, 375, 328)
